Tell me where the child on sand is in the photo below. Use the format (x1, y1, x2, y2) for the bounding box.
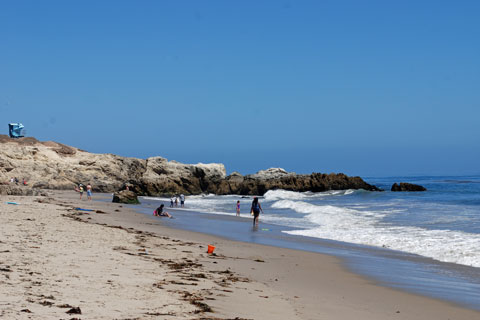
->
(236, 200, 240, 216)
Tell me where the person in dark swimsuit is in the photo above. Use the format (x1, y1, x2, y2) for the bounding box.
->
(250, 197, 263, 226)
(154, 204, 172, 218)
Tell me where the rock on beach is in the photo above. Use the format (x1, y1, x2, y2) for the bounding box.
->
(112, 190, 140, 204)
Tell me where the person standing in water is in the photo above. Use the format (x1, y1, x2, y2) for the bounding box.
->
(236, 200, 240, 216)
(86, 183, 92, 201)
(180, 194, 185, 207)
(250, 197, 263, 226)
(78, 184, 84, 199)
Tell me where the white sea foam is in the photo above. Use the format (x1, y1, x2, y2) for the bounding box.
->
(264, 190, 310, 201)
(275, 200, 480, 267)
(263, 189, 356, 201)
(145, 190, 480, 268)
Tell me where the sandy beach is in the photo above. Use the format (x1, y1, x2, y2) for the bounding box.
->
(1, 191, 479, 319)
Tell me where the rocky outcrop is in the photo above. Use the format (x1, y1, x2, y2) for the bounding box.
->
(391, 183, 427, 192)
(215, 169, 381, 195)
(0, 135, 223, 194)
(0, 184, 46, 196)
(0, 136, 145, 192)
(0, 135, 381, 196)
(112, 190, 140, 204)
(137, 157, 226, 195)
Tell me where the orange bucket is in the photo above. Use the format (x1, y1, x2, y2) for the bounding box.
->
(207, 245, 216, 254)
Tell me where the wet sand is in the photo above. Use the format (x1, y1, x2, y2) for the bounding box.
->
(1, 190, 479, 319)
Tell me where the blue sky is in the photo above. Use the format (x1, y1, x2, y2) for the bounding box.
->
(1, 1, 479, 176)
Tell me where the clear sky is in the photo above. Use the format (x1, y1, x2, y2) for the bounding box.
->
(1, 1, 479, 177)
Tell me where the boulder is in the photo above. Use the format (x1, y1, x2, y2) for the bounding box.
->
(391, 183, 426, 192)
(112, 190, 140, 204)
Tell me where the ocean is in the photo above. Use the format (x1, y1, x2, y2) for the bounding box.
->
(136, 175, 480, 310)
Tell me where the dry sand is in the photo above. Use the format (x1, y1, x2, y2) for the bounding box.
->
(1, 191, 479, 319)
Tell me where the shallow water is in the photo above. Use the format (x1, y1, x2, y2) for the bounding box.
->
(135, 175, 480, 310)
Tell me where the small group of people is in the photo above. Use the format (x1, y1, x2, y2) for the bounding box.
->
(155, 194, 264, 226)
(75, 183, 92, 200)
(10, 177, 27, 185)
(153, 194, 186, 219)
(170, 194, 185, 208)
(236, 197, 264, 226)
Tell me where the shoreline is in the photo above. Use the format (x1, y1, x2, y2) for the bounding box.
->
(58, 191, 480, 318)
(137, 195, 480, 311)
(2, 190, 479, 319)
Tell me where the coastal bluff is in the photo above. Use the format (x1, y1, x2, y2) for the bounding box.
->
(0, 136, 381, 196)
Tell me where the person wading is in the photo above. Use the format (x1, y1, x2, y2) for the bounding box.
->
(250, 197, 263, 226)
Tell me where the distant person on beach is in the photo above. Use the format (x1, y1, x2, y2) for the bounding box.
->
(87, 183, 92, 200)
(250, 197, 263, 226)
(236, 200, 240, 216)
(170, 195, 174, 207)
(180, 194, 185, 207)
(78, 184, 84, 199)
(154, 204, 172, 218)
(175, 195, 178, 207)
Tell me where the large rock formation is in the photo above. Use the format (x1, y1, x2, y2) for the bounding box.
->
(0, 135, 380, 196)
(215, 168, 381, 195)
(0, 135, 145, 192)
(138, 157, 226, 195)
(0, 135, 224, 195)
